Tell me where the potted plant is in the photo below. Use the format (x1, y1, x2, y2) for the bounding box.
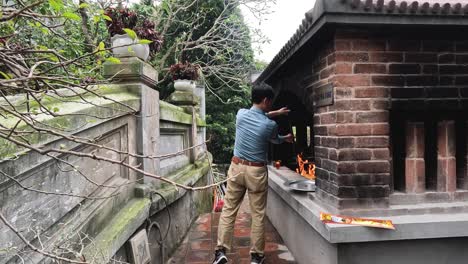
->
(169, 62, 200, 91)
(134, 20, 163, 54)
(105, 8, 163, 61)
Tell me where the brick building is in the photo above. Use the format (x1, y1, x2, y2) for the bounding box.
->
(258, 1, 468, 263)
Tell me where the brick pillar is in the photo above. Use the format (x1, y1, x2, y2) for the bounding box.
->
(460, 121, 468, 189)
(437, 121, 456, 192)
(311, 29, 391, 210)
(466, 122, 468, 189)
(405, 122, 425, 193)
(464, 122, 468, 189)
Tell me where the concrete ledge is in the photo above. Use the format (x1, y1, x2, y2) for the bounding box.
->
(268, 166, 468, 244)
(390, 191, 468, 205)
(268, 167, 468, 264)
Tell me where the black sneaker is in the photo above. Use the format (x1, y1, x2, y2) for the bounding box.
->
(251, 253, 265, 264)
(212, 248, 228, 264)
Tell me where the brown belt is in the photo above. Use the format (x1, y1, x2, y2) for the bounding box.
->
(231, 156, 266, 167)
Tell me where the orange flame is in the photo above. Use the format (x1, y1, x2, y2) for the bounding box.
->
(296, 153, 316, 180)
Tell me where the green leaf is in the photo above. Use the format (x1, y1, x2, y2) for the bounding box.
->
(53, 107, 60, 113)
(106, 57, 121, 64)
(161, 1, 170, 14)
(127, 47, 134, 54)
(123, 28, 137, 40)
(78, 3, 89, 8)
(0, 71, 10, 79)
(96, 41, 106, 56)
(93, 15, 100, 24)
(98, 41, 105, 51)
(49, 55, 59, 62)
(63, 12, 81, 21)
(138, 39, 153, 44)
(102, 15, 112, 21)
(49, 0, 63, 11)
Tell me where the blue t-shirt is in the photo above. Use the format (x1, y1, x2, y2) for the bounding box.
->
(233, 106, 285, 163)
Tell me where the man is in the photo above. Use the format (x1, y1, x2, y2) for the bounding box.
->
(212, 82, 293, 264)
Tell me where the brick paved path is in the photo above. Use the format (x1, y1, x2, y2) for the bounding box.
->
(167, 199, 296, 264)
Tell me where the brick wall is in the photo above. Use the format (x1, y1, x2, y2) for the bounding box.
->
(310, 27, 468, 209)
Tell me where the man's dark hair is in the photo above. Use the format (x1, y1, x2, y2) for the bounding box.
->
(252, 82, 274, 104)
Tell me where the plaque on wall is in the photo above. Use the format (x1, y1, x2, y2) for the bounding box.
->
(313, 83, 334, 108)
(128, 229, 151, 264)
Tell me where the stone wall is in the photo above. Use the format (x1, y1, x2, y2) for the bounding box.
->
(0, 86, 141, 263)
(0, 58, 211, 263)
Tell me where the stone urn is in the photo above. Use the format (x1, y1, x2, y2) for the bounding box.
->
(174, 79, 196, 91)
(111, 34, 150, 61)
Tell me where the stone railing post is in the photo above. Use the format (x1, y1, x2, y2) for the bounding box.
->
(167, 84, 201, 163)
(194, 82, 206, 153)
(103, 57, 160, 183)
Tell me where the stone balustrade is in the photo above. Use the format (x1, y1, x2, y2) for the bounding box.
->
(0, 57, 211, 263)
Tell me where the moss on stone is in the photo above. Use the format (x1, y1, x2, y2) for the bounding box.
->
(0, 84, 207, 159)
(146, 157, 211, 215)
(83, 198, 151, 261)
(159, 100, 206, 127)
(0, 85, 141, 159)
(159, 101, 193, 125)
(194, 178, 213, 214)
(196, 117, 207, 127)
(167, 91, 200, 106)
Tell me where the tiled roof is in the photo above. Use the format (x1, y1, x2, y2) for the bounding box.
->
(257, 0, 468, 83)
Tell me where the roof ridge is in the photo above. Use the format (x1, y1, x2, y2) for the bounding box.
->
(348, 0, 468, 14)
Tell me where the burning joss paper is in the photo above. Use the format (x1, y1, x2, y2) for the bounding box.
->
(320, 212, 395, 230)
(296, 154, 316, 179)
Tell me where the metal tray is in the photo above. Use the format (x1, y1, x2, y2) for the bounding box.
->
(287, 179, 316, 192)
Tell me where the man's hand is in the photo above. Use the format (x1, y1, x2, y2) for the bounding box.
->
(267, 107, 290, 118)
(276, 107, 290, 116)
(283, 133, 294, 143)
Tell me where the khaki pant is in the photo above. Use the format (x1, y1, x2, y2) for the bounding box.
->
(216, 161, 268, 255)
